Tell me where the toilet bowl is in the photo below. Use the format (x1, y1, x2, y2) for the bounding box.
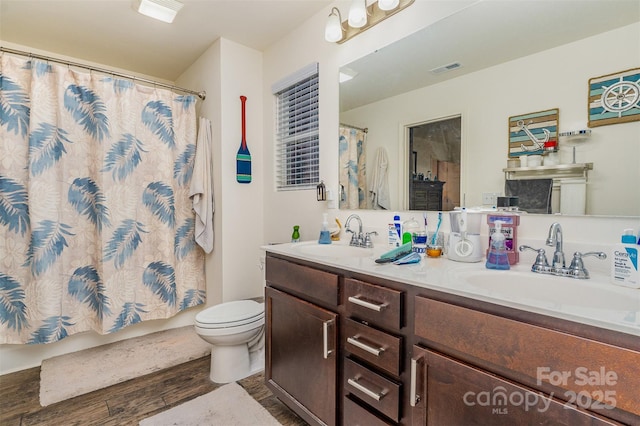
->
(194, 300, 265, 383)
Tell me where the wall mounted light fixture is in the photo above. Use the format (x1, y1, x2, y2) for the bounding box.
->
(136, 0, 184, 23)
(324, 0, 414, 44)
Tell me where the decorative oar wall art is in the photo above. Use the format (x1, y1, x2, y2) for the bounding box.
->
(236, 95, 252, 183)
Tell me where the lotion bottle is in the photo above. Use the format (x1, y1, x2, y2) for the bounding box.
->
(611, 229, 639, 288)
(485, 220, 510, 270)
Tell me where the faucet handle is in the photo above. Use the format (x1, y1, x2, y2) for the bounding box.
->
(568, 251, 607, 279)
(364, 231, 378, 248)
(519, 245, 550, 266)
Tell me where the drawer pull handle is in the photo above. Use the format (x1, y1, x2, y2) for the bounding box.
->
(410, 357, 420, 406)
(347, 336, 385, 356)
(348, 295, 388, 312)
(322, 319, 335, 359)
(347, 376, 387, 401)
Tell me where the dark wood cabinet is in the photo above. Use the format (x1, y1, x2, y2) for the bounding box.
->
(410, 181, 444, 211)
(410, 347, 618, 426)
(266, 287, 338, 426)
(265, 253, 639, 426)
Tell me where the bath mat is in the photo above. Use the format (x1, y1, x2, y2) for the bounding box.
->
(139, 382, 281, 426)
(40, 326, 210, 406)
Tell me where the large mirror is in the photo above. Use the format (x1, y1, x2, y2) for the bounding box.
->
(339, 0, 640, 216)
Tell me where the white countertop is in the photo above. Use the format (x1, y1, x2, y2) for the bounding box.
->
(264, 241, 640, 337)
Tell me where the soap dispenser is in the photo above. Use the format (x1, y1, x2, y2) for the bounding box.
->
(318, 213, 332, 245)
(486, 220, 510, 270)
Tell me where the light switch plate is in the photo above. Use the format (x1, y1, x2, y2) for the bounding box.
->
(482, 192, 499, 205)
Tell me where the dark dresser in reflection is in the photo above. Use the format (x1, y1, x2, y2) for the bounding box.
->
(410, 180, 445, 210)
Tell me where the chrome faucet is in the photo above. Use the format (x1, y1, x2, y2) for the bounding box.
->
(546, 222, 565, 268)
(345, 214, 363, 247)
(519, 222, 606, 279)
(344, 214, 376, 248)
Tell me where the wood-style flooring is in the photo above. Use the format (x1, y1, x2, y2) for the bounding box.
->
(0, 355, 307, 425)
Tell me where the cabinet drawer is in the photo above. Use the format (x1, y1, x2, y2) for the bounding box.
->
(344, 318, 402, 376)
(345, 278, 403, 330)
(414, 296, 640, 424)
(344, 358, 401, 422)
(266, 256, 339, 306)
(344, 396, 394, 426)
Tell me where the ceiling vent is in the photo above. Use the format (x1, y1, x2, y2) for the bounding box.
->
(430, 62, 462, 75)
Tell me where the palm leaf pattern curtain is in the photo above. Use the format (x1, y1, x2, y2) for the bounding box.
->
(338, 126, 367, 209)
(0, 54, 205, 344)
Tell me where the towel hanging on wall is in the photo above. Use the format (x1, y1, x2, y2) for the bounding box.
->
(190, 117, 215, 253)
(369, 147, 390, 210)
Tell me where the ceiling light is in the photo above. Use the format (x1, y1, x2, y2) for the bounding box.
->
(325, 0, 414, 44)
(378, 0, 399, 11)
(137, 0, 183, 23)
(325, 8, 344, 43)
(348, 0, 368, 28)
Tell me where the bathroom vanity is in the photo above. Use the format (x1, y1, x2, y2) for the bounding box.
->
(264, 242, 640, 426)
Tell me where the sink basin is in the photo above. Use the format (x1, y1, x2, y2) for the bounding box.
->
(293, 242, 374, 259)
(453, 269, 640, 312)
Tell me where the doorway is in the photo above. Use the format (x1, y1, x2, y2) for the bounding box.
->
(408, 116, 461, 211)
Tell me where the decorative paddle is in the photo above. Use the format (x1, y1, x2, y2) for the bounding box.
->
(236, 95, 251, 183)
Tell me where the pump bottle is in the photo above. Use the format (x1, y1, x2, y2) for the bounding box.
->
(318, 213, 332, 245)
(486, 220, 510, 270)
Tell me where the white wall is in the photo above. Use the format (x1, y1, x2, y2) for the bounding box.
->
(180, 38, 265, 303)
(261, 0, 477, 245)
(341, 23, 640, 216)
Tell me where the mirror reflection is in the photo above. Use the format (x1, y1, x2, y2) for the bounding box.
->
(408, 116, 460, 211)
(338, 0, 640, 216)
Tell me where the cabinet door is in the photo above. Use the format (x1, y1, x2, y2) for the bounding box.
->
(409, 346, 618, 426)
(266, 287, 338, 426)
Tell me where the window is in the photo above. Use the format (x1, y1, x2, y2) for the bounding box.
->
(272, 63, 319, 190)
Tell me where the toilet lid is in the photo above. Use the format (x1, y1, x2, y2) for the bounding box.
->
(195, 300, 264, 327)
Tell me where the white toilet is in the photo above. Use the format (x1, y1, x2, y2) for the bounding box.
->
(194, 299, 265, 383)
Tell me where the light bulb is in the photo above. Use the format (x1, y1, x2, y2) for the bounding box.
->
(324, 9, 343, 42)
(378, 0, 399, 11)
(348, 0, 367, 28)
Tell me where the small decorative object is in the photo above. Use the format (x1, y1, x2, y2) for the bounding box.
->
(236, 96, 252, 183)
(588, 68, 640, 128)
(316, 180, 326, 201)
(508, 108, 559, 158)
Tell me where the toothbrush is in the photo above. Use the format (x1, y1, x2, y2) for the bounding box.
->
(431, 212, 442, 245)
(423, 212, 428, 230)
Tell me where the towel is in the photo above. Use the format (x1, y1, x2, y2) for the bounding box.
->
(369, 147, 390, 210)
(189, 117, 214, 253)
(505, 179, 553, 214)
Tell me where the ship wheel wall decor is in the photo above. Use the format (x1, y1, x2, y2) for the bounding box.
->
(588, 68, 640, 127)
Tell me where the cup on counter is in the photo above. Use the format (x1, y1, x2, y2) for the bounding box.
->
(427, 232, 444, 258)
(412, 231, 428, 258)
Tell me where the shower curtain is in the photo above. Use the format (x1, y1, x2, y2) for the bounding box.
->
(0, 54, 205, 344)
(339, 126, 367, 209)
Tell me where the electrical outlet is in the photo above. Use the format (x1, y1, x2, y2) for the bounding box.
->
(482, 192, 499, 205)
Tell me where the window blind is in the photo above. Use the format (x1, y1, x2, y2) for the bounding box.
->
(272, 63, 319, 190)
